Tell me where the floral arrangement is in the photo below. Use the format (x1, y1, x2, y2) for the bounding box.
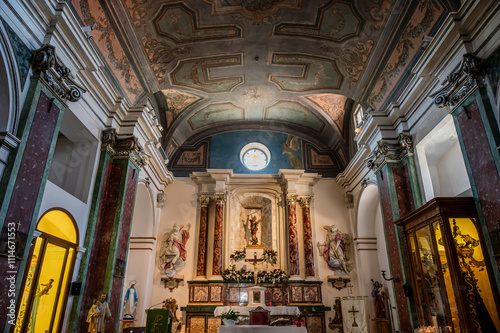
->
(222, 265, 254, 282)
(257, 269, 289, 284)
(220, 308, 240, 321)
(292, 313, 304, 327)
(222, 266, 289, 284)
(229, 250, 246, 262)
(262, 249, 277, 265)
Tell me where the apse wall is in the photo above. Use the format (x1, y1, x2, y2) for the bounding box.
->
(153, 176, 356, 331)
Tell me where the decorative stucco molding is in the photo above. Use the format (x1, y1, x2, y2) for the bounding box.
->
(430, 53, 483, 110)
(32, 44, 86, 103)
(366, 133, 414, 172)
(101, 128, 149, 169)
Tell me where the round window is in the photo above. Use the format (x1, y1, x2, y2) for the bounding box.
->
(240, 143, 271, 171)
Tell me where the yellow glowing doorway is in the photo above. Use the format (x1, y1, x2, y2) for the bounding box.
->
(14, 210, 78, 333)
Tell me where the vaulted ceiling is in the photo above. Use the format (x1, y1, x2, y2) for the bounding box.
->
(70, 0, 454, 166)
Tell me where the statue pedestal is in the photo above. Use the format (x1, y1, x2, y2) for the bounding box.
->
(120, 319, 136, 333)
(372, 318, 390, 333)
(248, 286, 266, 307)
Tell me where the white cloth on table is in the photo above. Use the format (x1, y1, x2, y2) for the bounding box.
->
(214, 306, 300, 317)
(218, 325, 307, 333)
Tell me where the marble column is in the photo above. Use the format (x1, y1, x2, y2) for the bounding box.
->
(212, 194, 225, 277)
(196, 196, 210, 278)
(300, 197, 315, 278)
(366, 133, 422, 333)
(0, 45, 85, 330)
(69, 129, 147, 333)
(287, 195, 300, 277)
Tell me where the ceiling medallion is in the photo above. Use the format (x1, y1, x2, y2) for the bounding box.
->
(240, 87, 274, 105)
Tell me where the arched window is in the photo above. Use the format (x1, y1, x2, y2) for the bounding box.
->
(15, 209, 78, 333)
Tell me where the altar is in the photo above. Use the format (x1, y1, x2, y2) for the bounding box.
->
(217, 325, 307, 333)
(214, 306, 300, 317)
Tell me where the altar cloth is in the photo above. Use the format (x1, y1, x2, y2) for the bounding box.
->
(214, 306, 300, 317)
(217, 325, 307, 333)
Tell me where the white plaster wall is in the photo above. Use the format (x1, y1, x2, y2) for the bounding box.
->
(151, 178, 198, 328)
(312, 178, 357, 332)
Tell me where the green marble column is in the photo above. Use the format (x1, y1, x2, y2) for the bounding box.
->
(366, 133, 422, 333)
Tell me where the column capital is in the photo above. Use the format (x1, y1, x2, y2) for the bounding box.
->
(299, 196, 311, 208)
(214, 193, 226, 204)
(286, 194, 298, 205)
(366, 133, 414, 172)
(32, 44, 86, 103)
(199, 195, 211, 207)
(101, 128, 150, 169)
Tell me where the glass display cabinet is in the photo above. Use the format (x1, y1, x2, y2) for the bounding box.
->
(395, 198, 500, 333)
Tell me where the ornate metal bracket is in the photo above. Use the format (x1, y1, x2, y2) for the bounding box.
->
(381, 270, 400, 283)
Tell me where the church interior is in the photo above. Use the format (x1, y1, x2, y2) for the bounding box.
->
(1, 0, 500, 332)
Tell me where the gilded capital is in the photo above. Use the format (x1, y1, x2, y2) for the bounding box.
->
(286, 195, 298, 205)
(214, 194, 226, 205)
(199, 196, 211, 207)
(299, 197, 311, 208)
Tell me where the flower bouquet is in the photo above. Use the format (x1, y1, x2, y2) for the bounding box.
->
(262, 249, 278, 265)
(220, 308, 240, 327)
(292, 313, 305, 327)
(229, 250, 246, 262)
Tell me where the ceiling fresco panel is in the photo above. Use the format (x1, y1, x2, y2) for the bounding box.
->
(203, 0, 303, 23)
(366, 0, 445, 109)
(269, 53, 343, 91)
(153, 2, 242, 44)
(170, 54, 244, 93)
(189, 102, 247, 130)
(305, 94, 347, 135)
(274, 0, 363, 42)
(161, 89, 204, 128)
(264, 101, 325, 132)
(71, 0, 144, 103)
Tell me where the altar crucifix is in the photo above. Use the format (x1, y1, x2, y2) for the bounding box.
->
(246, 252, 264, 285)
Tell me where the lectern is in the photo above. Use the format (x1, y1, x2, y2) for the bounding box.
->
(146, 309, 172, 333)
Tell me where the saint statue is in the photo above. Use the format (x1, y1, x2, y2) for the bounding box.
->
(243, 210, 262, 246)
(158, 223, 191, 277)
(372, 281, 386, 318)
(317, 225, 352, 275)
(88, 292, 112, 333)
(123, 282, 138, 319)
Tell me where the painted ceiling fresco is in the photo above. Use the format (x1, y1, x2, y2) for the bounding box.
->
(70, 0, 452, 173)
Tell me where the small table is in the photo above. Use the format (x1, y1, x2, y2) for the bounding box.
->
(218, 325, 307, 333)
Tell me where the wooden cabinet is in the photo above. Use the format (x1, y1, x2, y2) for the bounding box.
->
(395, 198, 500, 333)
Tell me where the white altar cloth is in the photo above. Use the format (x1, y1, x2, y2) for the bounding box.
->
(214, 306, 300, 317)
(218, 325, 307, 333)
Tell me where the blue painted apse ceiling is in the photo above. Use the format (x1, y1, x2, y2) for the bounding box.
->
(69, 0, 453, 175)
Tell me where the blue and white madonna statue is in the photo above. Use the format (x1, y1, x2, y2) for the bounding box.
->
(123, 281, 138, 319)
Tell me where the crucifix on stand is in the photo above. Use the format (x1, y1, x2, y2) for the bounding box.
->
(245, 252, 264, 285)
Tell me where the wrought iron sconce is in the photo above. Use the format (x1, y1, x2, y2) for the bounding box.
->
(381, 270, 400, 283)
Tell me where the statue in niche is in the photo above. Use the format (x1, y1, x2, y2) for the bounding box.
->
(317, 225, 352, 275)
(243, 209, 262, 245)
(158, 223, 191, 277)
(371, 281, 386, 318)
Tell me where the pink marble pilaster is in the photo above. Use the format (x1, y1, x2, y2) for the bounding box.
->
(212, 194, 225, 276)
(196, 196, 210, 277)
(287, 195, 300, 276)
(300, 197, 315, 277)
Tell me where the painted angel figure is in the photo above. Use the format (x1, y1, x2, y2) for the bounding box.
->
(158, 223, 191, 277)
(317, 225, 352, 275)
(283, 135, 304, 169)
